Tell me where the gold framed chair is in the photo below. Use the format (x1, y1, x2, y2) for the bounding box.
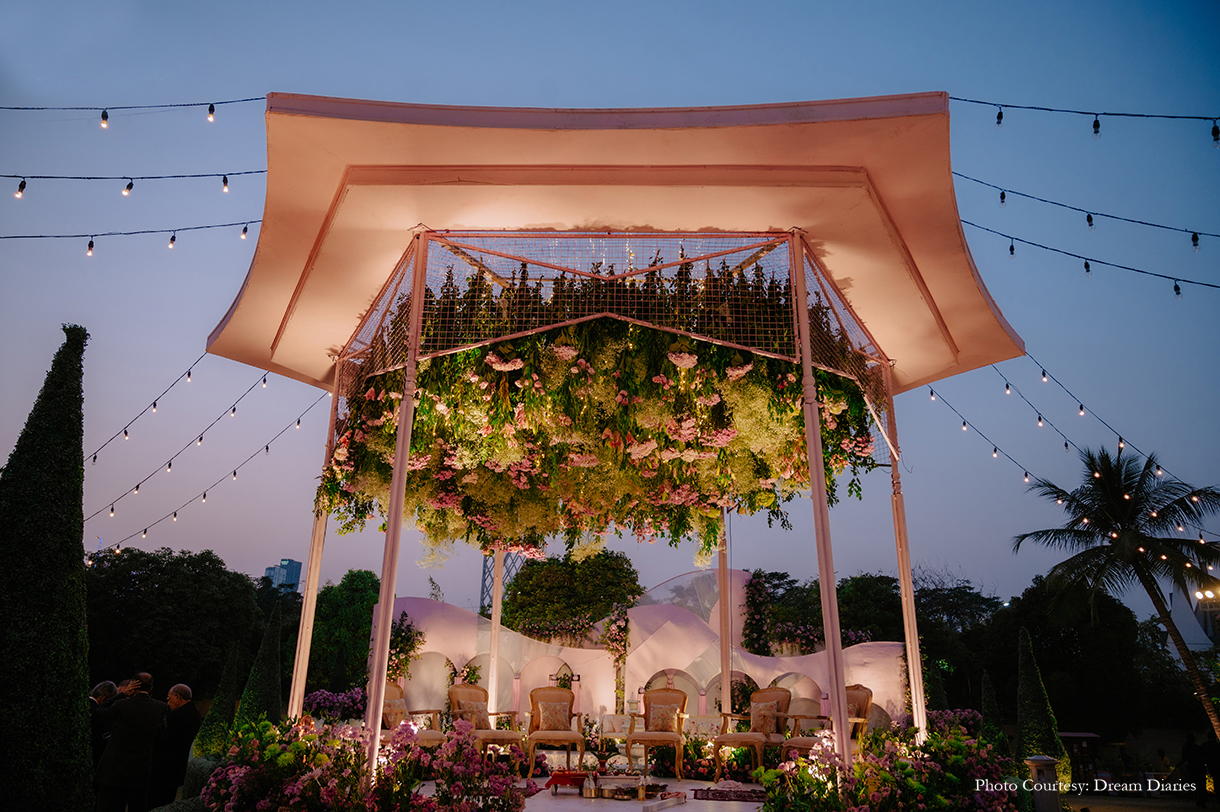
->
(781, 694, 830, 756)
(625, 688, 688, 779)
(448, 682, 522, 758)
(524, 686, 584, 777)
(712, 686, 791, 781)
(783, 684, 873, 755)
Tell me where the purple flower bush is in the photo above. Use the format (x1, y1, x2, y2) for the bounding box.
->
(758, 714, 1018, 812)
(201, 718, 370, 812)
(303, 686, 368, 721)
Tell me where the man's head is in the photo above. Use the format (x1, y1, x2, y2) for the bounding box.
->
(130, 672, 154, 694)
(90, 681, 117, 703)
(167, 684, 192, 710)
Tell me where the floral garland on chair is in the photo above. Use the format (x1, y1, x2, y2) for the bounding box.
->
(317, 318, 877, 562)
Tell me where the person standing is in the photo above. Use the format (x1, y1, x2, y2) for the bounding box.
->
(89, 681, 118, 768)
(148, 684, 203, 808)
(94, 672, 168, 812)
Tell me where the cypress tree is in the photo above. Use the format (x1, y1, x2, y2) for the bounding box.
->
(195, 642, 243, 758)
(1015, 627, 1070, 806)
(235, 601, 282, 727)
(980, 669, 1011, 759)
(0, 325, 93, 810)
(924, 659, 950, 711)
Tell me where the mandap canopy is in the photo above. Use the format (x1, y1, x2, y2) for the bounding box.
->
(208, 91, 1023, 763)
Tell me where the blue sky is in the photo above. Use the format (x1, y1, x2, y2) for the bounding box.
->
(2, 1, 1218, 618)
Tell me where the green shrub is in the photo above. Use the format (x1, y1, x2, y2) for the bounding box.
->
(0, 325, 93, 811)
(196, 643, 244, 758)
(1015, 627, 1070, 801)
(235, 602, 282, 728)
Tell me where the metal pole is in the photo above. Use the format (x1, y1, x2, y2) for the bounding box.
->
(884, 365, 928, 741)
(717, 510, 732, 716)
(488, 548, 505, 712)
(287, 382, 339, 718)
(364, 232, 428, 775)
(788, 234, 851, 763)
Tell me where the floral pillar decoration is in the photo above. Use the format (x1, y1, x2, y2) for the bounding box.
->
(600, 603, 630, 714)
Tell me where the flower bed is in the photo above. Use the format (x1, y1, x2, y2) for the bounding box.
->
(318, 317, 877, 562)
(302, 686, 366, 721)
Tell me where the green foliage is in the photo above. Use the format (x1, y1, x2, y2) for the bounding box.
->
(836, 573, 903, 641)
(1015, 628, 1070, 801)
(86, 546, 260, 697)
(236, 602, 283, 727)
(924, 658, 950, 711)
(0, 325, 93, 811)
(386, 611, 424, 682)
(742, 569, 781, 655)
(306, 569, 380, 693)
(196, 643, 244, 759)
(502, 550, 643, 633)
(980, 670, 1011, 759)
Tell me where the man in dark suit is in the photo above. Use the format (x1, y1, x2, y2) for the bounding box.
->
(89, 681, 118, 767)
(148, 683, 203, 808)
(94, 672, 168, 812)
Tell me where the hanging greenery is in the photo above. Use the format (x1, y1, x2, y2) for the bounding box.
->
(317, 272, 878, 562)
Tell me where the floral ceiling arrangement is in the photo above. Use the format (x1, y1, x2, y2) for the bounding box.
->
(317, 258, 879, 562)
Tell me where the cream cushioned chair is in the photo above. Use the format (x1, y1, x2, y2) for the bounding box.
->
(524, 686, 584, 777)
(712, 686, 791, 781)
(448, 682, 523, 759)
(625, 688, 688, 779)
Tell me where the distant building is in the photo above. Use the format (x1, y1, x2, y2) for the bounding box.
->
(265, 558, 302, 591)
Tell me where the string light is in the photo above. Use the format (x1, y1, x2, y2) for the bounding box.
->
(133, 483, 139, 495)
(231, 405, 237, 417)
(4, 219, 264, 245)
(202, 492, 206, 503)
(168, 233, 176, 249)
(1005, 382, 1010, 394)
(1056, 498, 1064, 505)
(166, 460, 172, 473)
(1086, 213, 1095, 231)
(1193, 233, 1201, 252)
(1151, 511, 1158, 517)
(122, 179, 133, 196)
(262, 376, 267, 388)
(930, 389, 936, 400)
(1024, 471, 1030, 483)
(86, 238, 93, 256)
(123, 429, 128, 440)
(1084, 261, 1091, 277)
(142, 529, 147, 538)
(962, 420, 968, 431)
(1008, 239, 1015, 256)
(207, 103, 215, 122)
(232, 470, 237, 480)
(1094, 472, 1101, 478)
(1092, 115, 1101, 139)
(222, 175, 229, 193)
(172, 512, 177, 521)
(296, 418, 301, 429)
(100, 110, 108, 128)
(109, 505, 114, 517)
(1193, 495, 1201, 502)
(999, 190, 1006, 207)
(1174, 281, 1182, 299)
(1041, 369, 1048, 382)
(1079, 404, 1085, 416)
(993, 447, 998, 457)
(241, 224, 248, 239)
(995, 107, 1003, 129)
(1118, 437, 1125, 449)
(187, 369, 192, 382)
(1037, 415, 1043, 427)
(15, 179, 25, 198)
(265, 445, 270, 454)
(1213, 120, 1219, 146)
(1157, 466, 1164, 476)
(1082, 517, 1089, 524)
(197, 435, 203, 446)
(1064, 442, 1069, 453)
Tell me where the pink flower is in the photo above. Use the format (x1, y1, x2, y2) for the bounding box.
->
(553, 345, 579, 361)
(726, 361, 754, 381)
(667, 351, 698, 369)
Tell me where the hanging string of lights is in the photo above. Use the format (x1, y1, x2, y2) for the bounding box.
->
(960, 220, 1219, 294)
(954, 172, 1216, 249)
(926, 386, 1035, 481)
(85, 352, 208, 463)
(0, 219, 259, 251)
(989, 366, 1080, 455)
(85, 370, 273, 521)
(8, 170, 266, 198)
(950, 96, 1220, 145)
(85, 392, 328, 558)
(1, 97, 265, 118)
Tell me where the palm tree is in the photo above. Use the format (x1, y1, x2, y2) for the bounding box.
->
(1014, 446, 1220, 737)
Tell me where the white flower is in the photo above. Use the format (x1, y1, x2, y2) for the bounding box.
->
(553, 345, 579, 361)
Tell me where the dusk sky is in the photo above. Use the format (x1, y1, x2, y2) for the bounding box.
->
(3, 1, 1218, 621)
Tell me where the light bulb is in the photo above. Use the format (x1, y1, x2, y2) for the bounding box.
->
(265, 445, 270, 454)
(187, 369, 192, 382)
(1056, 497, 1064, 504)
(1079, 404, 1085, 416)
(962, 420, 968, 431)
(1005, 382, 1010, 394)
(197, 435, 203, 446)
(15, 179, 25, 198)
(202, 492, 206, 503)
(241, 224, 248, 239)
(208, 103, 215, 122)
(1094, 471, 1101, 478)
(1193, 495, 1200, 502)
(1207, 590, 1215, 599)
(1139, 546, 1145, 553)
(995, 108, 1003, 129)
(1111, 532, 1118, 538)
(1156, 466, 1163, 476)
(1175, 281, 1182, 299)
(929, 389, 935, 400)
(151, 400, 157, 412)
(1009, 240, 1015, 257)
(1084, 260, 1091, 276)
(1086, 213, 1095, 231)
(91, 455, 96, 465)
(1198, 591, 1205, 600)
(1082, 517, 1089, 524)
(231, 405, 236, 417)
(123, 429, 128, 440)
(296, 418, 301, 429)
(166, 460, 172, 472)
(109, 505, 114, 517)
(1118, 437, 1125, 449)
(86, 239, 94, 257)
(1213, 121, 1219, 147)
(1024, 472, 1030, 483)
(1041, 369, 1048, 382)
(262, 376, 267, 388)
(133, 483, 139, 495)
(123, 180, 133, 196)
(232, 470, 237, 480)
(1092, 115, 1101, 139)
(1124, 493, 1130, 500)
(1179, 524, 1185, 532)
(1064, 442, 1070, 453)
(100, 109, 109, 128)
(168, 233, 176, 249)
(142, 529, 147, 538)
(993, 447, 998, 458)
(1037, 415, 1043, 427)
(1188, 563, 1193, 568)
(172, 512, 177, 521)
(1151, 511, 1158, 517)
(222, 175, 229, 193)
(1193, 233, 1200, 253)
(1161, 555, 1168, 560)
(999, 190, 1006, 208)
